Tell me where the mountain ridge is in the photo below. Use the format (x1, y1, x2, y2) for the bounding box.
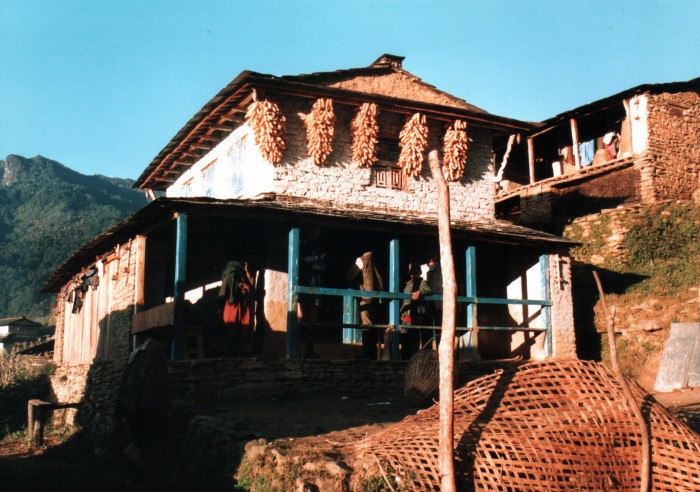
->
(0, 154, 147, 320)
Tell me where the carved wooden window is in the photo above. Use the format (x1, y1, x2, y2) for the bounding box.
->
(374, 139, 404, 190)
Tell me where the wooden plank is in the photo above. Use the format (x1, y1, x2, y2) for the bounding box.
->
(171, 214, 188, 360)
(131, 303, 174, 334)
(134, 236, 146, 314)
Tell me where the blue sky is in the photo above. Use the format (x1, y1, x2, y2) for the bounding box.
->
(1, 1, 698, 180)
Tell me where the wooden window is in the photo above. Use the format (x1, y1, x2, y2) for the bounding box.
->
(374, 139, 405, 190)
(201, 159, 218, 197)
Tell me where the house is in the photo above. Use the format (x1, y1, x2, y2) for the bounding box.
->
(494, 77, 700, 231)
(42, 55, 578, 443)
(0, 317, 44, 355)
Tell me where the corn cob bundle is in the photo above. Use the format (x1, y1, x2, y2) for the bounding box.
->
(303, 98, 335, 166)
(398, 113, 428, 177)
(442, 119, 468, 181)
(245, 96, 287, 164)
(350, 102, 379, 167)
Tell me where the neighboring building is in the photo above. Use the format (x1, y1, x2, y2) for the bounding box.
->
(0, 317, 44, 355)
(42, 55, 579, 445)
(494, 77, 700, 231)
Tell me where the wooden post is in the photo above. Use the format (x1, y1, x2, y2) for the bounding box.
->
(527, 137, 536, 184)
(428, 150, 457, 492)
(171, 213, 187, 361)
(570, 118, 581, 170)
(389, 238, 401, 360)
(287, 227, 300, 358)
(593, 271, 650, 492)
(133, 235, 147, 314)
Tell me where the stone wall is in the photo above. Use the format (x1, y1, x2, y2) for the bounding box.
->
(270, 96, 496, 221)
(646, 90, 700, 202)
(548, 247, 577, 358)
(50, 237, 140, 444)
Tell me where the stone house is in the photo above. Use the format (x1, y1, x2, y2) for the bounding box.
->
(0, 317, 44, 355)
(494, 77, 700, 231)
(42, 55, 578, 444)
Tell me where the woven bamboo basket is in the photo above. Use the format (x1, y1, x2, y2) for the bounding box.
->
(358, 359, 700, 491)
(403, 348, 440, 404)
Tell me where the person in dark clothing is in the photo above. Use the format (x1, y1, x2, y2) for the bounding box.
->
(346, 251, 384, 359)
(116, 336, 170, 477)
(297, 227, 327, 358)
(217, 260, 254, 356)
(400, 263, 431, 359)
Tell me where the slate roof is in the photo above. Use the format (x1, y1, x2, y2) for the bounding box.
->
(135, 55, 534, 190)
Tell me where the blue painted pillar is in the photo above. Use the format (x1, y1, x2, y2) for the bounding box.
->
(342, 295, 360, 343)
(287, 228, 300, 358)
(171, 213, 187, 361)
(389, 239, 401, 360)
(464, 245, 478, 360)
(540, 253, 552, 357)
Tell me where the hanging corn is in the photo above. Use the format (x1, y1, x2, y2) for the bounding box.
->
(351, 102, 379, 167)
(442, 120, 468, 181)
(398, 113, 428, 177)
(245, 93, 287, 164)
(303, 98, 335, 166)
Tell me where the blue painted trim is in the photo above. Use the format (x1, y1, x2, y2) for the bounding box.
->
(464, 245, 478, 359)
(342, 295, 361, 343)
(540, 253, 552, 356)
(287, 228, 300, 358)
(171, 213, 187, 361)
(389, 239, 400, 360)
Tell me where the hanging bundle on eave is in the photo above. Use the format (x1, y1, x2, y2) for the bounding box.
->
(303, 98, 335, 166)
(442, 119, 468, 181)
(245, 92, 287, 164)
(399, 113, 428, 177)
(351, 102, 379, 167)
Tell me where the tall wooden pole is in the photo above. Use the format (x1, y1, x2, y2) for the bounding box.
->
(593, 271, 650, 492)
(428, 150, 457, 492)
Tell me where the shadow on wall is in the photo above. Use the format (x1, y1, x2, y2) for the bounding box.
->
(571, 262, 648, 361)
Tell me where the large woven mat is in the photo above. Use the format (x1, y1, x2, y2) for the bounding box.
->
(357, 359, 700, 491)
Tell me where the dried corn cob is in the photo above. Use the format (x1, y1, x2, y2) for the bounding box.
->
(303, 98, 335, 166)
(442, 119, 468, 181)
(398, 113, 428, 177)
(245, 94, 287, 164)
(351, 102, 379, 167)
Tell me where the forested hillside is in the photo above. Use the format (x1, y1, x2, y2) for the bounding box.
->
(0, 155, 147, 321)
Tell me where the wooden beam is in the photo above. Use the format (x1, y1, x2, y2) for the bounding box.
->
(190, 143, 211, 150)
(171, 213, 188, 361)
(287, 227, 300, 358)
(199, 134, 219, 142)
(210, 124, 234, 132)
(134, 235, 146, 315)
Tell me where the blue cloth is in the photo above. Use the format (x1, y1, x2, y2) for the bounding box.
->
(579, 140, 595, 166)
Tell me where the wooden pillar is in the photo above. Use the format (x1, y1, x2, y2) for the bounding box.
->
(389, 238, 401, 360)
(570, 118, 581, 170)
(527, 137, 536, 184)
(287, 227, 300, 358)
(465, 245, 478, 360)
(171, 213, 187, 361)
(540, 253, 552, 357)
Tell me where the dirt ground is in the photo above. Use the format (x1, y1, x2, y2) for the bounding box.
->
(1, 381, 699, 491)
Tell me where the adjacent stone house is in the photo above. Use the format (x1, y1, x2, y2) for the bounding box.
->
(0, 317, 43, 355)
(43, 55, 579, 444)
(494, 77, 700, 231)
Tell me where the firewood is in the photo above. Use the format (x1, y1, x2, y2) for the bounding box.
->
(442, 120, 468, 181)
(303, 98, 335, 166)
(351, 102, 379, 167)
(398, 113, 428, 177)
(245, 94, 287, 164)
